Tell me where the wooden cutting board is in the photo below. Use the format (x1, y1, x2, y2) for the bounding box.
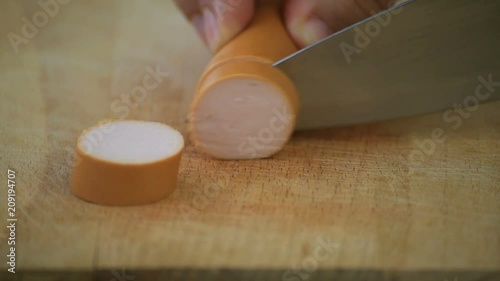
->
(1, 1, 499, 280)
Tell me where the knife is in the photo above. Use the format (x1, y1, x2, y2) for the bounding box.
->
(274, 0, 500, 130)
(188, 0, 500, 159)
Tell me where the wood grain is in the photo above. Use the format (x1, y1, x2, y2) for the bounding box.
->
(0, 0, 499, 280)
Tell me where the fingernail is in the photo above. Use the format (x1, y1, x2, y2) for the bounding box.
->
(191, 8, 221, 52)
(293, 17, 332, 47)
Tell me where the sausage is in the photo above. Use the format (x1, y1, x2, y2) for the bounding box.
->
(71, 120, 184, 206)
(189, 1, 300, 160)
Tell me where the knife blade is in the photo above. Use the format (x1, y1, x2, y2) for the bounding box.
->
(275, 0, 500, 130)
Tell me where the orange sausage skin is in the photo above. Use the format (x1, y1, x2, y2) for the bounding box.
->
(71, 122, 184, 206)
(190, 1, 300, 159)
(72, 150, 182, 206)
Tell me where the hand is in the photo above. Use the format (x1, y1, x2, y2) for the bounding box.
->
(174, 0, 400, 52)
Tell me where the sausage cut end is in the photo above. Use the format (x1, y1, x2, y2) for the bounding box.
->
(191, 75, 297, 160)
(71, 120, 184, 206)
(79, 121, 184, 164)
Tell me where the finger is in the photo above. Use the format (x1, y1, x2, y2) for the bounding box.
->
(284, 0, 395, 48)
(173, 0, 199, 18)
(174, 0, 256, 52)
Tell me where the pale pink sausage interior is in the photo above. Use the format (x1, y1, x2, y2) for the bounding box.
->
(79, 121, 184, 164)
(191, 77, 296, 160)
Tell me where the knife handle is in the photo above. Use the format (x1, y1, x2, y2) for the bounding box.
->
(189, 1, 301, 160)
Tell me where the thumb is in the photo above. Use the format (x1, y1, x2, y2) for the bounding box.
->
(284, 0, 397, 48)
(174, 0, 256, 52)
